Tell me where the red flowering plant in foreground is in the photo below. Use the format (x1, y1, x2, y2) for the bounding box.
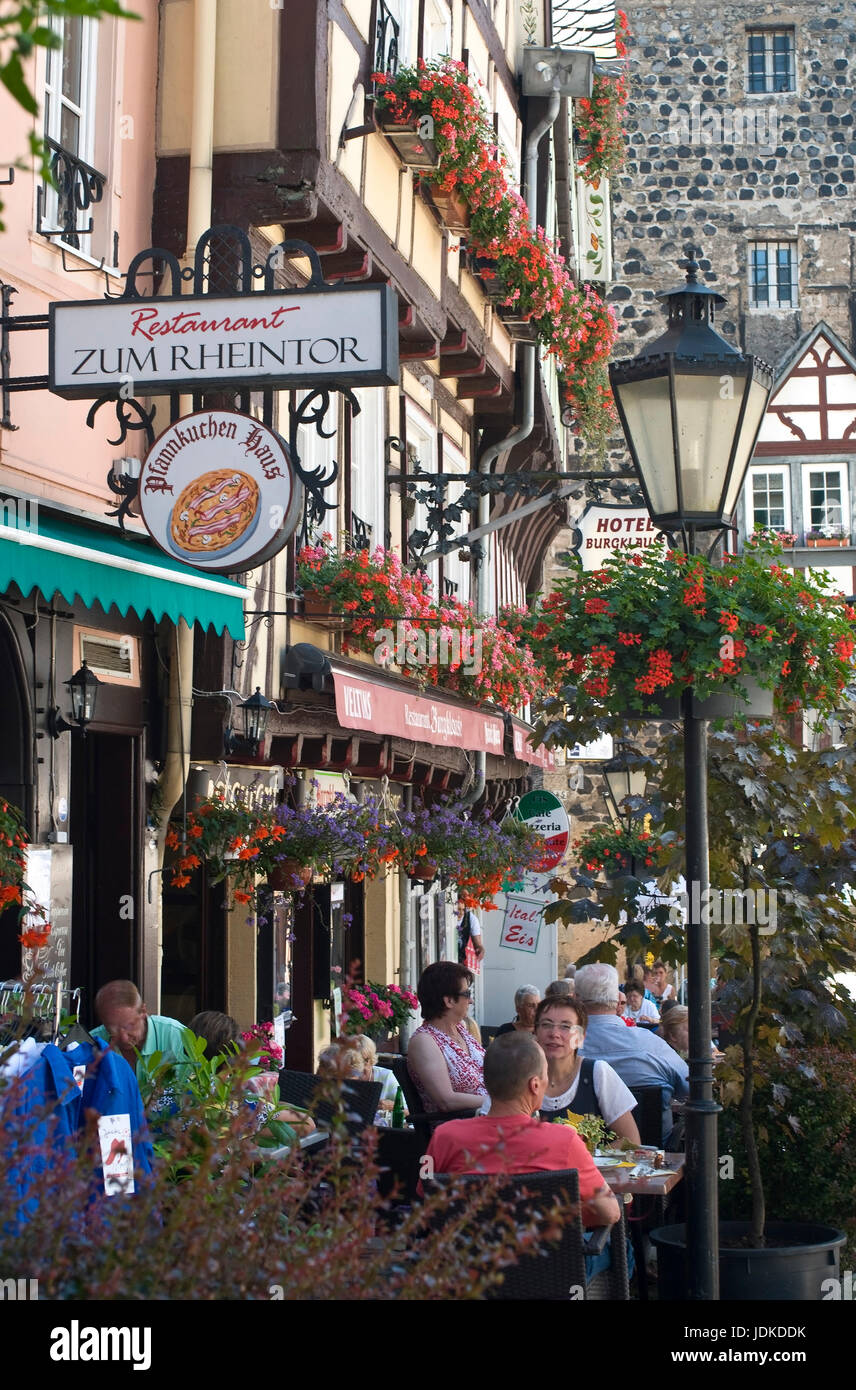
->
(525, 535, 856, 746)
(574, 10, 631, 184)
(372, 58, 618, 447)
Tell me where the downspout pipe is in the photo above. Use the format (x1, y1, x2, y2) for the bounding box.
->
(151, 1, 218, 1002)
(463, 90, 561, 806)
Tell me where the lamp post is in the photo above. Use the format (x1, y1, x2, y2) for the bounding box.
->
(609, 255, 774, 1300)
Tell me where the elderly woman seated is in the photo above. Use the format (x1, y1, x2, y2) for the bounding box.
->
(317, 1035, 402, 1118)
(533, 996, 640, 1144)
(495, 984, 540, 1036)
(406, 961, 488, 1113)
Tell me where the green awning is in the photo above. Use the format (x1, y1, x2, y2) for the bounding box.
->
(0, 512, 248, 637)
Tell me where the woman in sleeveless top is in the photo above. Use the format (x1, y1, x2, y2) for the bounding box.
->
(407, 961, 487, 1114)
(533, 996, 640, 1143)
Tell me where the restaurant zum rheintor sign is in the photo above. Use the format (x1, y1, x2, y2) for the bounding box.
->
(49, 285, 399, 395)
(48, 280, 399, 571)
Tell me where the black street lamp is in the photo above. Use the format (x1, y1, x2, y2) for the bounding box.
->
(601, 743, 648, 828)
(49, 661, 100, 737)
(609, 255, 774, 1301)
(237, 687, 275, 756)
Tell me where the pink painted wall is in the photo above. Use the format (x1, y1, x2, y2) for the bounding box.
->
(0, 3, 159, 522)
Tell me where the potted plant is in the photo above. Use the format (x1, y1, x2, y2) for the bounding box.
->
(340, 980, 418, 1042)
(573, 822, 675, 877)
(165, 795, 288, 903)
(374, 110, 440, 170)
(805, 526, 850, 548)
(573, 10, 631, 185)
(646, 719, 856, 1297)
(527, 534, 855, 747)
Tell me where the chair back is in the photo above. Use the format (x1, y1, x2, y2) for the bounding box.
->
(480, 1025, 502, 1047)
(628, 1084, 666, 1146)
(426, 1167, 586, 1300)
(387, 1054, 422, 1117)
(277, 1068, 382, 1133)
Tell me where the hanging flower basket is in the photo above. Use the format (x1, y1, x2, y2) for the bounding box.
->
(375, 112, 441, 169)
(269, 860, 313, 892)
(495, 306, 539, 342)
(409, 860, 438, 884)
(301, 587, 345, 631)
(525, 535, 856, 747)
(420, 181, 470, 234)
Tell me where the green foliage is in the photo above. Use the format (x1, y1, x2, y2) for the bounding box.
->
(718, 1048, 856, 1263)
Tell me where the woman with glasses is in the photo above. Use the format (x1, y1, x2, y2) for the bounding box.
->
(533, 996, 641, 1144)
(407, 961, 488, 1114)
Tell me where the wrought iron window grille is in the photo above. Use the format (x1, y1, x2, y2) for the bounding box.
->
(35, 138, 107, 251)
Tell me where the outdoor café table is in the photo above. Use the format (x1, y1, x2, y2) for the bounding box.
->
(602, 1154, 685, 1301)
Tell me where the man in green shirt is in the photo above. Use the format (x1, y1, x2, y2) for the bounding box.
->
(92, 979, 191, 1085)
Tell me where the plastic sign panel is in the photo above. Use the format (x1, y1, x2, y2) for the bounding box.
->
(500, 896, 544, 954)
(139, 410, 302, 573)
(516, 789, 570, 873)
(572, 503, 667, 570)
(49, 283, 399, 398)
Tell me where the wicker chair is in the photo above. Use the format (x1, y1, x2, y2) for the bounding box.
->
(277, 1068, 382, 1133)
(424, 1167, 628, 1300)
(628, 1084, 667, 1146)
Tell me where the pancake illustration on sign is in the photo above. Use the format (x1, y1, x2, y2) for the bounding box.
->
(168, 469, 261, 561)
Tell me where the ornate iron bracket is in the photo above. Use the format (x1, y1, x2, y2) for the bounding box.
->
(289, 386, 360, 545)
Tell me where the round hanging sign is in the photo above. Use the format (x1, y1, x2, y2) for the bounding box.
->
(515, 789, 570, 872)
(139, 409, 302, 573)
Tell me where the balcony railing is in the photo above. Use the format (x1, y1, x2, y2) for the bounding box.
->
(374, 0, 400, 83)
(350, 512, 373, 548)
(36, 137, 107, 251)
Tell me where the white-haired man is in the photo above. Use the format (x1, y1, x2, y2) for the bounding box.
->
(576, 963, 688, 1142)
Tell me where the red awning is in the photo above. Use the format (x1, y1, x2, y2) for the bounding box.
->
(332, 668, 505, 756)
(511, 718, 555, 769)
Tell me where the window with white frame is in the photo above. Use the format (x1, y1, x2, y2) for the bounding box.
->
(746, 28, 796, 94)
(747, 466, 790, 533)
(748, 241, 798, 310)
(38, 12, 116, 266)
(405, 402, 440, 592)
(350, 388, 386, 551)
(440, 437, 471, 605)
(423, 0, 452, 61)
(802, 465, 850, 537)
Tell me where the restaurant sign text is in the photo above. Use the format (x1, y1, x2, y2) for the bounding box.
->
(49, 284, 399, 398)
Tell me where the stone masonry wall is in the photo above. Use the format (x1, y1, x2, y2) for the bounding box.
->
(610, 0, 856, 367)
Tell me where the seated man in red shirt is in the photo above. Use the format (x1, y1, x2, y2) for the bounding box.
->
(424, 1031, 620, 1229)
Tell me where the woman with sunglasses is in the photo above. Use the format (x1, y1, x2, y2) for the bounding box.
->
(407, 961, 487, 1114)
(534, 996, 641, 1144)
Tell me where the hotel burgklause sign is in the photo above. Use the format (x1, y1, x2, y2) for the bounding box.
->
(48, 283, 399, 397)
(139, 410, 302, 573)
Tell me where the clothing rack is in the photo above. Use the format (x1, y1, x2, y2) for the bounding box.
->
(0, 980, 83, 1042)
